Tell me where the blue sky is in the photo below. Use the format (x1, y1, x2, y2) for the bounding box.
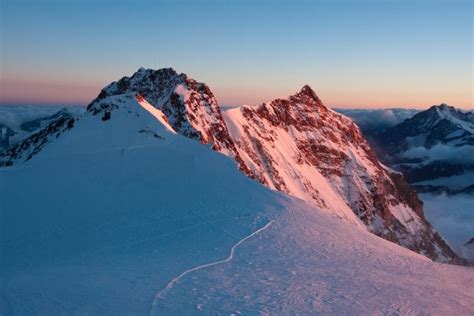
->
(1, 0, 472, 108)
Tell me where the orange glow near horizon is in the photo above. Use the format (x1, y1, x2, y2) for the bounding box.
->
(0, 78, 105, 106)
(1, 77, 472, 110)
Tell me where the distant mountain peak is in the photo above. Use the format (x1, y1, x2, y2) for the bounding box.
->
(427, 103, 456, 115)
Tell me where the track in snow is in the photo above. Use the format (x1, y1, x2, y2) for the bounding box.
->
(149, 220, 275, 315)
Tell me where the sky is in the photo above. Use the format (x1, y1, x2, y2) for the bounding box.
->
(0, 0, 472, 109)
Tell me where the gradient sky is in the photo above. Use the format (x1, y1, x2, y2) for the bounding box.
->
(0, 0, 472, 109)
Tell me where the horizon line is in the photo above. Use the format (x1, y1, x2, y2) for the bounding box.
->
(1, 102, 472, 111)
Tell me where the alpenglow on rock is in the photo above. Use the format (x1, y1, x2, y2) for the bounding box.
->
(222, 85, 459, 263)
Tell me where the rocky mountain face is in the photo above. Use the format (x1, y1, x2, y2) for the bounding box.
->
(0, 68, 461, 263)
(223, 86, 459, 263)
(371, 104, 474, 194)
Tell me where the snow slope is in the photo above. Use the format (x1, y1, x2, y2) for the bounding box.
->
(156, 205, 474, 315)
(1, 94, 472, 315)
(1, 94, 283, 314)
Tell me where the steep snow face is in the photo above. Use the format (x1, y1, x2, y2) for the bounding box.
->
(1, 95, 473, 315)
(223, 86, 458, 262)
(87, 67, 242, 159)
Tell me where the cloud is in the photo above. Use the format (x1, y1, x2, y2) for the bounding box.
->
(0, 105, 84, 130)
(336, 108, 419, 132)
(404, 144, 474, 164)
(420, 193, 474, 258)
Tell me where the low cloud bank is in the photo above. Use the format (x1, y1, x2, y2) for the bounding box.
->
(0, 105, 84, 130)
(404, 144, 474, 165)
(420, 193, 474, 260)
(336, 108, 418, 132)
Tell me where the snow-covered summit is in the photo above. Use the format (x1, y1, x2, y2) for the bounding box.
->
(87, 67, 242, 159)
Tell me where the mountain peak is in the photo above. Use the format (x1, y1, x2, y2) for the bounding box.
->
(299, 84, 315, 95)
(296, 84, 316, 98)
(132, 67, 179, 78)
(430, 103, 454, 112)
(291, 84, 325, 108)
(425, 104, 474, 125)
(84, 67, 248, 168)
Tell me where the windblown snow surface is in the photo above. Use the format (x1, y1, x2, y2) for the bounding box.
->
(1, 96, 473, 315)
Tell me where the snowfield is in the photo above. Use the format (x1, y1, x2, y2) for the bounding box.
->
(1, 95, 473, 315)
